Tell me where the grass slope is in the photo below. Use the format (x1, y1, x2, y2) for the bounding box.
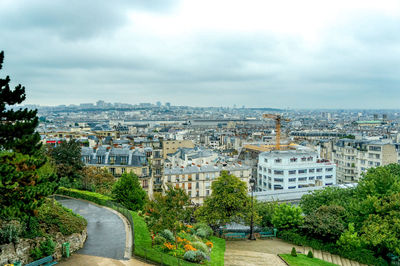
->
(280, 254, 338, 266)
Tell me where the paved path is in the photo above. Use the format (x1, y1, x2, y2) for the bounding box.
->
(58, 254, 151, 266)
(56, 196, 126, 260)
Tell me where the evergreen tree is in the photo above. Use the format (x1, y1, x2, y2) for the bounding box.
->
(0, 51, 41, 156)
(112, 172, 147, 211)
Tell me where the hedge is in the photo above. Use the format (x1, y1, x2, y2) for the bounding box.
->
(57, 187, 113, 205)
(278, 229, 388, 266)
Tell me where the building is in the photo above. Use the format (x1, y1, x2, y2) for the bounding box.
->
(333, 139, 398, 183)
(81, 146, 153, 196)
(162, 139, 195, 158)
(166, 147, 218, 167)
(164, 163, 251, 205)
(257, 149, 336, 191)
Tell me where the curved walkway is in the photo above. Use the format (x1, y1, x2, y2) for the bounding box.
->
(56, 196, 126, 260)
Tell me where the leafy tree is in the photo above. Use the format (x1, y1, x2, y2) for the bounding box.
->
(144, 185, 192, 240)
(271, 203, 303, 230)
(48, 139, 84, 180)
(81, 166, 115, 194)
(195, 171, 250, 230)
(0, 51, 58, 221)
(0, 51, 41, 156)
(301, 205, 347, 242)
(255, 200, 278, 228)
(112, 172, 147, 211)
(337, 223, 362, 252)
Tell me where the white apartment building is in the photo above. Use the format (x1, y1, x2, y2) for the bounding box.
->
(333, 139, 398, 183)
(164, 163, 251, 205)
(257, 149, 336, 191)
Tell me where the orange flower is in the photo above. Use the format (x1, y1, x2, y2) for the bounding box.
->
(184, 244, 197, 252)
(177, 237, 184, 242)
(186, 224, 193, 228)
(163, 242, 175, 250)
(206, 241, 213, 248)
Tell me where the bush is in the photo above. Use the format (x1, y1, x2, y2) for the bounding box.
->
(192, 241, 209, 254)
(112, 172, 147, 211)
(0, 223, 21, 244)
(159, 229, 174, 243)
(183, 250, 207, 263)
(57, 187, 113, 206)
(272, 203, 303, 229)
(30, 237, 55, 260)
(154, 234, 167, 245)
(22, 217, 42, 239)
(291, 247, 297, 257)
(307, 250, 314, 258)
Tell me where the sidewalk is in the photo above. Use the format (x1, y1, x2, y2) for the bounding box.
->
(59, 254, 152, 266)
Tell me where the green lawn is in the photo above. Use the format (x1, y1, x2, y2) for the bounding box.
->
(280, 254, 338, 266)
(208, 236, 225, 266)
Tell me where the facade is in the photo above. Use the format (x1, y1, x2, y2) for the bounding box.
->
(257, 149, 336, 191)
(164, 163, 251, 205)
(333, 139, 398, 183)
(162, 139, 195, 159)
(166, 147, 218, 167)
(81, 146, 153, 197)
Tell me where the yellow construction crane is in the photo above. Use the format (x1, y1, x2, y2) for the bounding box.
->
(262, 114, 290, 150)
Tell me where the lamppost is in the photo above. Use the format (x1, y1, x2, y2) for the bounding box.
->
(248, 177, 256, 240)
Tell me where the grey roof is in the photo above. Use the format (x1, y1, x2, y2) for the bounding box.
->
(164, 163, 250, 175)
(109, 148, 130, 156)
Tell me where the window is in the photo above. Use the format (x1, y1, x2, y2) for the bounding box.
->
(268, 176, 271, 181)
(110, 168, 115, 175)
(121, 156, 127, 164)
(263, 167, 266, 172)
(326, 175, 333, 179)
(188, 183, 192, 189)
(275, 158, 282, 163)
(316, 168, 322, 172)
(274, 178, 284, 182)
(109, 156, 115, 164)
(274, 170, 284, 175)
(325, 183, 333, 186)
(289, 178, 296, 182)
(268, 169, 271, 174)
(196, 182, 199, 189)
(290, 157, 297, 162)
(205, 182, 210, 189)
(196, 191, 199, 197)
(369, 146, 381, 151)
(274, 184, 283, 190)
(288, 186, 296, 189)
(375, 162, 380, 166)
(307, 156, 313, 161)
(264, 158, 268, 163)
(259, 166, 262, 170)
(316, 176, 322, 180)
(142, 168, 147, 176)
(288, 170, 296, 175)
(206, 190, 210, 196)
(298, 169, 307, 174)
(121, 168, 125, 174)
(309, 176, 315, 180)
(196, 174, 200, 180)
(167, 175, 171, 182)
(326, 168, 333, 172)
(301, 157, 307, 162)
(97, 156, 102, 164)
(309, 169, 315, 173)
(298, 177, 307, 181)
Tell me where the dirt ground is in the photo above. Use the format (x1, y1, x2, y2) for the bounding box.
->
(58, 254, 152, 266)
(224, 238, 303, 266)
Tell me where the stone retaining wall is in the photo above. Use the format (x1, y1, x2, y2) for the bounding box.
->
(0, 228, 87, 265)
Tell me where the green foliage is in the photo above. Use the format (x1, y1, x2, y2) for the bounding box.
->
(255, 200, 277, 228)
(36, 199, 87, 236)
(144, 185, 192, 234)
(30, 237, 55, 260)
(301, 205, 347, 242)
(0, 51, 41, 156)
(81, 166, 115, 194)
(209, 236, 225, 266)
(192, 241, 209, 254)
(195, 171, 250, 229)
(183, 250, 207, 263)
(337, 223, 362, 252)
(307, 250, 314, 258)
(0, 222, 21, 244)
(280, 254, 338, 266)
(112, 172, 147, 211)
(291, 247, 297, 256)
(272, 203, 303, 229)
(57, 187, 113, 206)
(48, 139, 84, 180)
(154, 234, 167, 245)
(0, 152, 58, 220)
(193, 223, 213, 239)
(159, 229, 175, 243)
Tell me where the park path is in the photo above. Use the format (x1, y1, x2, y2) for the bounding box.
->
(225, 238, 366, 266)
(56, 196, 127, 260)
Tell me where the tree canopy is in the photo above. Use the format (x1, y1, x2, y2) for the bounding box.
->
(195, 171, 250, 229)
(112, 172, 147, 211)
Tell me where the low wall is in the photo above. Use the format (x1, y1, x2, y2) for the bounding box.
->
(0, 228, 87, 265)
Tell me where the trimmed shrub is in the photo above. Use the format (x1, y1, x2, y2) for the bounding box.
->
(159, 229, 174, 243)
(192, 241, 209, 254)
(291, 247, 297, 257)
(183, 250, 207, 263)
(307, 250, 314, 258)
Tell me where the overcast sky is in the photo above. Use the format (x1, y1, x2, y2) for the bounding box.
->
(0, 0, 399, 108)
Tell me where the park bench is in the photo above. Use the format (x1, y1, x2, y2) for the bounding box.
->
(224, 232, 246, 240)
(259, 228, 277, 239)
(25, 255, 58, 266)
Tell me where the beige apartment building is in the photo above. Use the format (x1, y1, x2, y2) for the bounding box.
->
(162, 139, 194, 158)
(164, 163, 251, 205)
(333, 139, 398, 183)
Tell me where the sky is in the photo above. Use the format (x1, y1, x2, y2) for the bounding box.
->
(0, 0, 400, 109)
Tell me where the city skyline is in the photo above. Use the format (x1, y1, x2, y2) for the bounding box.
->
(1, 0, 400, 108)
